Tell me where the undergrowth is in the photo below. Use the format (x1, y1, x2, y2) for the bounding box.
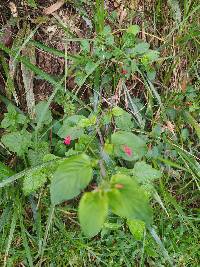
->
(0, 0, 199, 266)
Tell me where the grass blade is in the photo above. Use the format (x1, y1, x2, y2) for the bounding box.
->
(3, 210, 17, 267)
(38, 205, 55, 266)
(18, 200, 34, 267)
(0, 42, 91, 115)
(183, 111, 200, 140)
(148, 226, 173, 267)
(0, 205, 12, 233)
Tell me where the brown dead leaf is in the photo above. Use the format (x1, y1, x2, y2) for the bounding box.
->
(163, 121, 175, 135)
(180, 74, 188, 93)
(43, 0, 65, 15)
(115, 78, 123, 105)
(21, 41, 36, 119)
(1, 26, 13, 48)
(9, 1, 18, 17)
(118, 4, 127, 27)
(53, 13, 83, 37)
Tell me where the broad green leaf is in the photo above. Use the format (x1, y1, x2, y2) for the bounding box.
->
(114, 166, 132, 176)
(75, 134, 94, 152)
(0, 162, 15, 181)
(112, 106, 124, 117)
(143, 50, 160, 63)
(63, 115, 86, 126)
(75, 60, 99, 87)
(114, 111, 134, 131)
(26, 0, 37, 8)
(75, 71, 86, 87)
(127, 25, 140, 35)
(85, 61, 97, 75)
(35, 101, 52, 126)
(58, 126, 84, 140)
(132, 161, 162, 184)
(57, 115, 85, 140)
(127, 219, 145, 240)
(133, 42, 150, 54)
(50, 154, 93, 205)
(79, 191, 108, 237)
(102, 25, 112, 35)
(102, 112, 112, 125)
(80, 40, 90, 53)
(27, 142, 49, 167)
(104, 143, 114, 155)
(23, 169, 47, 195)
(122, 32, 136, 48)
(17, 114, 27, 124)
(1, 130, 32, 156)
(43, 153, 60, 162)
(1, 104, 26, 130)
(78, 116, 97, 128)
(112, 106, 135, 130)
(1, 104, 17, 129)
(108, 174, 152, 224)
(105, 33, 114, 45)
(111, 131, 147, 161)
(181, 128, 189, 141)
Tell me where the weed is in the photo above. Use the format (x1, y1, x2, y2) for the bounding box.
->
(0, 1, 199, 266)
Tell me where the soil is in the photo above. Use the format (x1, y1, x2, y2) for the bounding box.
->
(0, 0, 94, 107)
(0, 0, 172, 111)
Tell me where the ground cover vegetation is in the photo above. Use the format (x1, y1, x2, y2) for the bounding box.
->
(0, 0, 199, 266)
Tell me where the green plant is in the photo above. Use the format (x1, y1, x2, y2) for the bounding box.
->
(1, 102, 162, 238)
(0, 1, 199, 265)
(73, 24, 159, 94)
(0, 20, 163, 243)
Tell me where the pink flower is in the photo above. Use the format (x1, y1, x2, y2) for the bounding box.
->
(121, 69, 128, 75)
(64, 135, 71, 145)
(123, 145, 132, 157)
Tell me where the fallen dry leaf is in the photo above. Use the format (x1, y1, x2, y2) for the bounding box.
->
(180, 74, 188, 93)
(114, 78, 123, 105)
(43, 0, 65, 15)
(21, 39, 36, 119)
(9, 1, 18, 17)
(0, 26, 13, 47)
(118, 5, 127, 26)
(163, 121, 175, 135)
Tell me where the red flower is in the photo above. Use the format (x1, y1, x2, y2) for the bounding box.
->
(121, 69, 128, 75)
(115, 183, 124, 189)
(123, 145, 132, 157)
(64, 135, 71, 145)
